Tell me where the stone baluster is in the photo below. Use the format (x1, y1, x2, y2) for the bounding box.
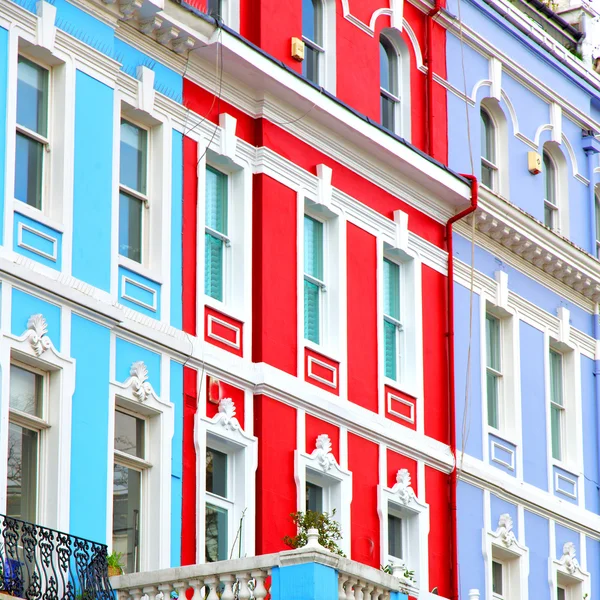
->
(354, 581, 365, 600)
(220, 574, 235, 600)
(157, 582, 174, 600)
(173, 581, 188, 600)
(117, 591, 131, 600)
(362, 584, 374, 600)
(345, 578, 357, 600)
(188, 578, 204, 600)
(338, 575, 348, 600)
(129, 588, 143, 600)
(204, 576, 220, 600)
(142, 585, 159, 600)
(251, 570, 268, 600)
(236, 572, 252, 600)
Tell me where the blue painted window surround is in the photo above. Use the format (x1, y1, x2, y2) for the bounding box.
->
(205, 166, 229, 301)
(15, 56, 49, 210)
(380, 35, 399, 132)
(302, 0, 323, 85)
(119, 120, 148, 264)
(549, 348, 565, 461)
(383, 258, 401, 380)
(205, 447, 229, 562)
(486, 313, 501, 429)
(304, 214, 324, 344)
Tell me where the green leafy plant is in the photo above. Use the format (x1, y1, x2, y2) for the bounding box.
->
(283, 509, 346, 557)
(381, 562, 417, 592)
(106, 551, 124, 576)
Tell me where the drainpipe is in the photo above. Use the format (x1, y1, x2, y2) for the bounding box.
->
(594, 304, 600, 506)
(583, 136, 600, 257)
(426, 0, 442, 158)
(446, 174, 478, 600)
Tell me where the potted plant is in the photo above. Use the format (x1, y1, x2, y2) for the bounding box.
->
(283, 509, 346, 557)
(106, 551, 124, 577)
(381, 562, 417, 594)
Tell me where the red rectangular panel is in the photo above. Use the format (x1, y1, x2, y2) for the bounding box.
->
(204, 306, 243, 357)
(304, 347, 339, 395)
(385, 385, 417, 431)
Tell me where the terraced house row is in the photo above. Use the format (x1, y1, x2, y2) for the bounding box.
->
(1, 0, 600, 598)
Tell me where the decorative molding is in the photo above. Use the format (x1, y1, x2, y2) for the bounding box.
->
(494, 513, 517, 548)
(311, 433, 337, 472)
(25, 313, 52, 357)
(212, 397, 242, 432)
(559, 542, 580, 575)
(129, 361, 154, 402)
(390, 468, 417, 505)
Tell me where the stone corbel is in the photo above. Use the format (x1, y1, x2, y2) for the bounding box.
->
(36, 1, 57, 51)
(316, 164, 333, 209)
(136, 65, 155, 114)
(219, 113, 238, 160)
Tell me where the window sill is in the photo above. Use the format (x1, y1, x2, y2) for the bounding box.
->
(551, 458, 579, 477)
(204, 295, 245, 324)
(118, 256, 163, 284)
(303, 339, 340, 364)
(383, 376, 418, 400)
(13, 200, 64, 233)
(486, 427, 518, 447)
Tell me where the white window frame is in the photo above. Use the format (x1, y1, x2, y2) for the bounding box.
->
(550, 541, 590, 600)
(379, 227, 422, 407)
(299, 196, 343, 362)
(197, 149, 251, 326)
(546, 337, 580, 472)
(196, 396, 258, 563)
(491, 558, 506, 600)
(484, 513, 529, 600)
(378, 469, 429, 595)
(206, 0, 240, 30)
(480, 106, 498, 193)
(482, 301, 519, 441)
(301, 0, 336, 92)
(0, 310, 74, 531)
(107, 360, 174, 571)
(295, 434, 352, 556)
(542, 143, 569, 236)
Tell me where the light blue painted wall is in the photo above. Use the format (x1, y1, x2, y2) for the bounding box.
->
(454, 283, 483, 460)
(10, 288, 61, 351)
(581, 355, 599, 514)
(170, 359, 183, 567)
(555, 523, 579, 559)
(525, 510, 551, 600)
(453, 234, 592, 336)
(115, 337, 161, 390)
(457, 482, 485, 597)
(72, 70, 113, 292)
(171, 130, 183, 330)
(270, 563, 339, 600)
(0, 26, 7, 246)
(520, 321, 547, 490)
(587, 537, 600, 599)
(70, 314, 111, 542)
(13, 211, 63, 270)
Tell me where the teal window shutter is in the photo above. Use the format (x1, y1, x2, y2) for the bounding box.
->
(205, 167, 228, 301)
(304, 216, 324, 344)
(383, 259, 401, 380)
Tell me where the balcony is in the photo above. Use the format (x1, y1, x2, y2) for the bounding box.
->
(0, 514, 113, 600)
(111, 532, 444, 600)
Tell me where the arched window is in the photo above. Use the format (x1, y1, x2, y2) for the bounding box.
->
(544, 150, 558, 230)
(303, 0, 324, 85)
(480, 107, 497, 191)
(379, 31, 410, 139)
(380, 35, 399, 132)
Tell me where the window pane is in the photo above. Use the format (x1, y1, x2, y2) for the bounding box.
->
(384, 259, 400, 320)
(304, 215, 323, 280)
(113, 465, 141, 574)
(120, 121, 147, 194)
(486, 314, 501, 371)
(557, 587, 566, 600)
(306, 482, 323, 512)
(544, 151, 556, 206)
(480, 110, 494, 163)
(549, 350, 563, 406)
(206, 447, 228, 498)
(487, 371, 499, 429)
(304, 44, 320, 85)
(6, 423, 38, 522)
(304, 279, 320, 344)
(381, 94, 396, 131)
(207, 0, 222, 17)
(205, 167, 228, 235)
(205, 233, 224, 301)
(544, 203, 555, 229)
(492, 561, 503, 595)
(17, 57, 48, 136)
(114, 411, 145, 459)
(119, 192, 143, 263)
(551, 403, 562, 461)
(206, 504, 228, 562)
(384, 320, 397, 380)
(15, 132, 43, 209)
(380, 40, 390, 92)
(10, 364, 43, 417)
(388, 514, 403, 559)
(302, 0, 321, 44)
(481, 161, 494, 190)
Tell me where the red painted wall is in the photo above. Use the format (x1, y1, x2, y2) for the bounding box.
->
(206, 378, 246, 428)
(347, 223, 378, 413)
(305, 415, 340, 462)
(182, 135, 198, 337)
(426, 466, 452, 598)
(386, 449, 418, 494)
(348, 433, 380, 567)
(254, 395, 298, 553)
(252, 174, 298, 375)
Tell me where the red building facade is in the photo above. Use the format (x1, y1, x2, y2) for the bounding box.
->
(175, 1, 471, 597)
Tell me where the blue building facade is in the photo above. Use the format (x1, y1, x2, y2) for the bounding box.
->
(446, 0, 600, 597)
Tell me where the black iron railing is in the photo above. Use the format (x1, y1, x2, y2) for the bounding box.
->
(0, 514, 113, 600)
